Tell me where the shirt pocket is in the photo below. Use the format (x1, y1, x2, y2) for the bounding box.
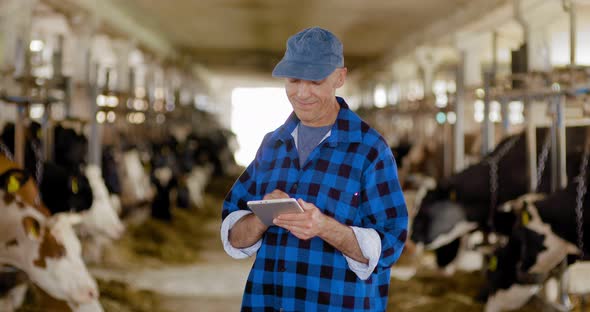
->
(322, 186, 361, 225)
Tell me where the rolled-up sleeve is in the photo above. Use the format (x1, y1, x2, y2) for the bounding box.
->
(344, 227, 381, 280)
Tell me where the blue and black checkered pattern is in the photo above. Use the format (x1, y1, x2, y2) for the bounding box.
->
(222, 97, 408, 311)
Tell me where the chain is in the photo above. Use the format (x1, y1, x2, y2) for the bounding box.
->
(536, 129, 553, 191)
(30, 140, 44, 185)
(489, 160, 499, 217)
(486, 135, 521, 230)
(0, 141, 14, 161)
(574, 140, 589, 259)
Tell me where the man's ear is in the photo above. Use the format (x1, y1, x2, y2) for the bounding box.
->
(334, 67, 347, 88)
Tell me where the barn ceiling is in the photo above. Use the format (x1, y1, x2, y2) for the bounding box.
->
(44, 0, 509, 76)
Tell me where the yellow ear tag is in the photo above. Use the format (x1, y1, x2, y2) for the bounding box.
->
(71, 177, 79, 194)
(7, 175, 21, 194)
(489, 256, 498, 272)
(449, 190, 457, 201)
(521, 210, 530, 226)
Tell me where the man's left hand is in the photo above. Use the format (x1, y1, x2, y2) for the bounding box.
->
(273, 199, 326, 240)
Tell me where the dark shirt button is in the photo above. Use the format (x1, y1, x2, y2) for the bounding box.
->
(291, 183, 298, 192)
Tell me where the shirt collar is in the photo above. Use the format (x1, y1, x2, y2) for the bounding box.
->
(270, 96, 363, 146)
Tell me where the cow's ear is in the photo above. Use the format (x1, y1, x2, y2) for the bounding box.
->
(22, 216, 42, 240)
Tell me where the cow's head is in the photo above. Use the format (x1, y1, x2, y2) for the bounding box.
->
(0, 163, 99, 306)
(81, 165, 125, 240)
(411, 185, 476, 249)
(485, 199, 578, 311)
(26, 213, 99, 304)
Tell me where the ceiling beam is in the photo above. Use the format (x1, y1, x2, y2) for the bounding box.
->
(42, 0, 177, 59)
(358, 0, 510, 77)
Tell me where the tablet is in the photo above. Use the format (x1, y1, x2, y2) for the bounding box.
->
(247, 198, 304, 226)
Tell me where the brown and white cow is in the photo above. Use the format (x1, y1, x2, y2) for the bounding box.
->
(0, 154, 102, 311)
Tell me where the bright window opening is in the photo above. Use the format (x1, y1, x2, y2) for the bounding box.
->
(231, 88, 293, 166)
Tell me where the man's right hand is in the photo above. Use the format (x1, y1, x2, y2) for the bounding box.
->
(229, 189, 290, 248)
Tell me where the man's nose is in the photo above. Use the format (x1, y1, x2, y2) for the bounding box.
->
(297, 82, 311, 97)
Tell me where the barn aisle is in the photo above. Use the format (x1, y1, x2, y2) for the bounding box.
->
(91, 219, 251, 311)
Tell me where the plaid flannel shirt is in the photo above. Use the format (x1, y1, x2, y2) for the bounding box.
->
(222, 97, 408, 311)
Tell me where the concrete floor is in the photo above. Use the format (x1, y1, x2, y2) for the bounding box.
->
(92, 220, 252, 311)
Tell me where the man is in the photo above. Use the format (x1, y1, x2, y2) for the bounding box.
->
(221, 26, 407, 311)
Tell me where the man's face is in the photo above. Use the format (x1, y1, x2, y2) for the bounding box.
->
(285, 68, 346, 127)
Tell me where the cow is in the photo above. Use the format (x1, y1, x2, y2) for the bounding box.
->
(1, 123, 95, 215)
(390, 140, 412, 169)
(0, 154, 102, 311)
(101, 145, 122, 196)
(484, 178, 589, 311)
(40, 125, 94, 214)
(118, 149, 153, 210)
(149, 141, 179, 221)
(185, 165, 213, 210)
(82, 165, 124, 240)
(76, 165, 125, 263)
(411, 126, 589, 269)
(398, 139, 445, 187)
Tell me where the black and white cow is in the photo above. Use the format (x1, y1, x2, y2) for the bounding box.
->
(1, 124, 95, 215)
(411, 126, 588, 268)
(484, 178, 589, 311)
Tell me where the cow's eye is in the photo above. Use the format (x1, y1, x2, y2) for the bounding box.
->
(22, 216, 42, 240)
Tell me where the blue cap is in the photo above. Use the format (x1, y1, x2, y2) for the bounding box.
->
(272, 27, 344, 81)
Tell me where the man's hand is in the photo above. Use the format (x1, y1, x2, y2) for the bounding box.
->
(273, 198, 369, 264)
(263, 189, 290, 200)
(273, 198, 327, 240)
(229, 189, 290, 248)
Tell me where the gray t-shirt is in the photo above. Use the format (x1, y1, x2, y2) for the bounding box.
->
(297, 123, 332, 166)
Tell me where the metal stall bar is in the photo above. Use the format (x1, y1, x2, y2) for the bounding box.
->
(492, 84, 590, 192)
(524, 98, 537, 192)
(88, 84, 101, 166)
(500, 98, 510, 136)
(15, 105, 26, 167)
(557, 96, 567, 189)
(39, 96, 59, 162)
(550, 95, 567, 191)
(454, 54, 465, 172)
(1, 96, 31, 167)
(482, 71, 494, 155)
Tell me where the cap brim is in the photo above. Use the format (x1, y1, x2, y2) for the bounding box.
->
(272, 60, 336, 81)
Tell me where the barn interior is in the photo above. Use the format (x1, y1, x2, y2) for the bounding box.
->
(1, 0, 590, 311)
